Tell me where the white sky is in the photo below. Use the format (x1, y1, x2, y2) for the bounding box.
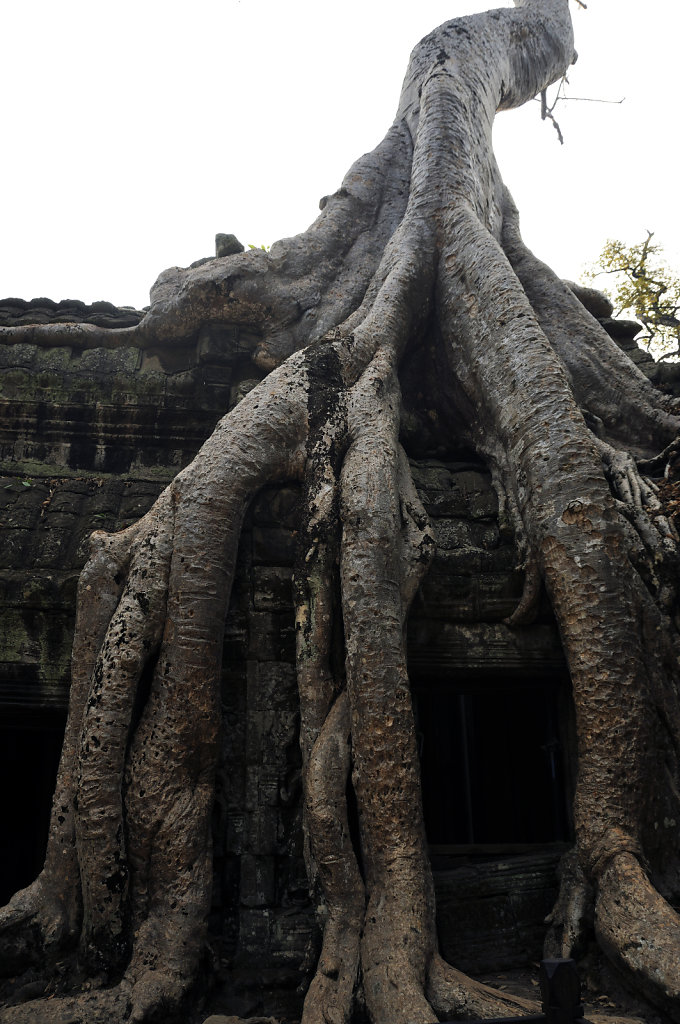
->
(2, 0, 678, 310)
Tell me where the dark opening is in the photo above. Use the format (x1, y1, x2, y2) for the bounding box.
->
(412, 677, 571, 847)
(0, 719, 65, 906)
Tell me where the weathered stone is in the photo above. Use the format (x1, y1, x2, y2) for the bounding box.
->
(216, 233, 246, 258)
(251, 485, 299, 528)
(434, 851, 562, 972)
(246, 808, 279, 853)
(202, 1017, 276, 1024)
(240, 854, 277, 907)
(252, 566, 294, 611)
(0, 297, 145, 329)
(599, 317, 644, 344)
(564, 280, 614, 319)
(627, 346, 655, 366)
(408, 621, 567, 677)
(431, 518, 500, 551)
(197, 323, 241, 365)
(247, 611, 295, 663)
(230, 378, 261, 409)
(252, 526, 296, 566)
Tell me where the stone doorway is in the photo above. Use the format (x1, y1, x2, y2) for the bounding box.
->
(412, 675, 572, 849)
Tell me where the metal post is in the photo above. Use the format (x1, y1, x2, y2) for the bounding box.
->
(540, 959, 585, 1023)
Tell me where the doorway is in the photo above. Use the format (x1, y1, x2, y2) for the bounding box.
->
(412, 675, 572, 848)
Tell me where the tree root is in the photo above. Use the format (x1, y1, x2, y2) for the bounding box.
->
(0, 983, 132, 1024)
(544, 848, 594, 961)
(500, 187, 680, 453)
(504, 553, 542, 627)
(595, 853, 680, 1023)
(426, 955, 537, 1020)
(638, 436, 680, 477)
(0, 523, 143, 976)
(301, 695, 363, 1024)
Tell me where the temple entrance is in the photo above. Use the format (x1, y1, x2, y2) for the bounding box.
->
(410, 669, 574, 971)
(412, 673, 573, 849)
(0, 716, 64, 906)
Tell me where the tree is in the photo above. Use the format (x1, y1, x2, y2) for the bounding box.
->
(589, 233, 680, 359)
(2, 2, 680, 1022)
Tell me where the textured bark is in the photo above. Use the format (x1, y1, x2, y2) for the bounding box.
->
(3, 2, 680, 1022)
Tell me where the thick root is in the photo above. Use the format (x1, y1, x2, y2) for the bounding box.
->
(0, 523, 142, 977)
(0, 877, 78, 977)
(340, 354, 438, 1024)
(427, 954, 537, 1020)
(76, 503, 175, 972)
(302, 696, 364, 1024)
(504, 553, 542, 627)
(595, 853, 680, 1022)
(0, 983, 132, 1024)
(500, 187, 680, 452)
(544, 848, 594, 961)
(127, 965, 194, 1024)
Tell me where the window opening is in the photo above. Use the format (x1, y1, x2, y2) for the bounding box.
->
(412, 676, 572, 848)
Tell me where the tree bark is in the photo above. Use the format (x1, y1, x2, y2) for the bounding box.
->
(3, 2, 680, 1022)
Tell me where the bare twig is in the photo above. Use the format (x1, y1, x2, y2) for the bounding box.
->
(540, 88, 565, 144)
(558, 95, 624, 104)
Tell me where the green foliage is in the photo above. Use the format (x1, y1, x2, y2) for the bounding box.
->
(587, 233, 680, 360)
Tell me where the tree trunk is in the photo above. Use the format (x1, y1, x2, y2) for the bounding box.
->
(3, 2, 680, 1022)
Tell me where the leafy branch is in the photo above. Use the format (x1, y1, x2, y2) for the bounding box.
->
(586, 233, 680, 360)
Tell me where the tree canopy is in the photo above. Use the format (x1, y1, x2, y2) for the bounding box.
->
(589, 233, 680, 359)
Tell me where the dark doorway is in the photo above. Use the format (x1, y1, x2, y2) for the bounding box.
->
(0, 720, 65, 905)
(412, 677, 571, 847)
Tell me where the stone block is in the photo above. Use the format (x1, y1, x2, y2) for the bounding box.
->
(270, 906, 315, 962)
(0, 528, 32, 569)
(244, 766, 281, 812)
(434, 851, 561, 972)
(476, 571, 524, 619)
(117, 483, 161, 522)
(431, 518, 499, 551)
(246, 660, 296, 711)
(252, 566, 293, 612)
(225, 811, 248, 855)
(467, 484, 498, 520)
(32, 526, 73, 570)
(258, 775, 282, 808)
(248, 807, 279, 852)
(432, 544, 515, 575)
(416, 568, 474, 617)
(408, 620, 566, 677)
(252, 526, 296, 566)
(414, 463, 498, 521)
(237, 907, 274, 959)
(223, 603, 249, 663)
(240, 854, 276, 907)
(251, 486, 299, 528)
(197, 323, 241, 365)
(229, 379, 260, 409)
(244, 659, 296, 765)
(247, 611, 295, 663)
(409, 461, 457, 492)
(215, 233, 245, 258)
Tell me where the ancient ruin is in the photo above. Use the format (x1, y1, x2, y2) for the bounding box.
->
(2, 3, 680, 1023)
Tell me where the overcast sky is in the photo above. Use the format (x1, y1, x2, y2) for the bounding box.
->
(2, 0, 678, 310)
